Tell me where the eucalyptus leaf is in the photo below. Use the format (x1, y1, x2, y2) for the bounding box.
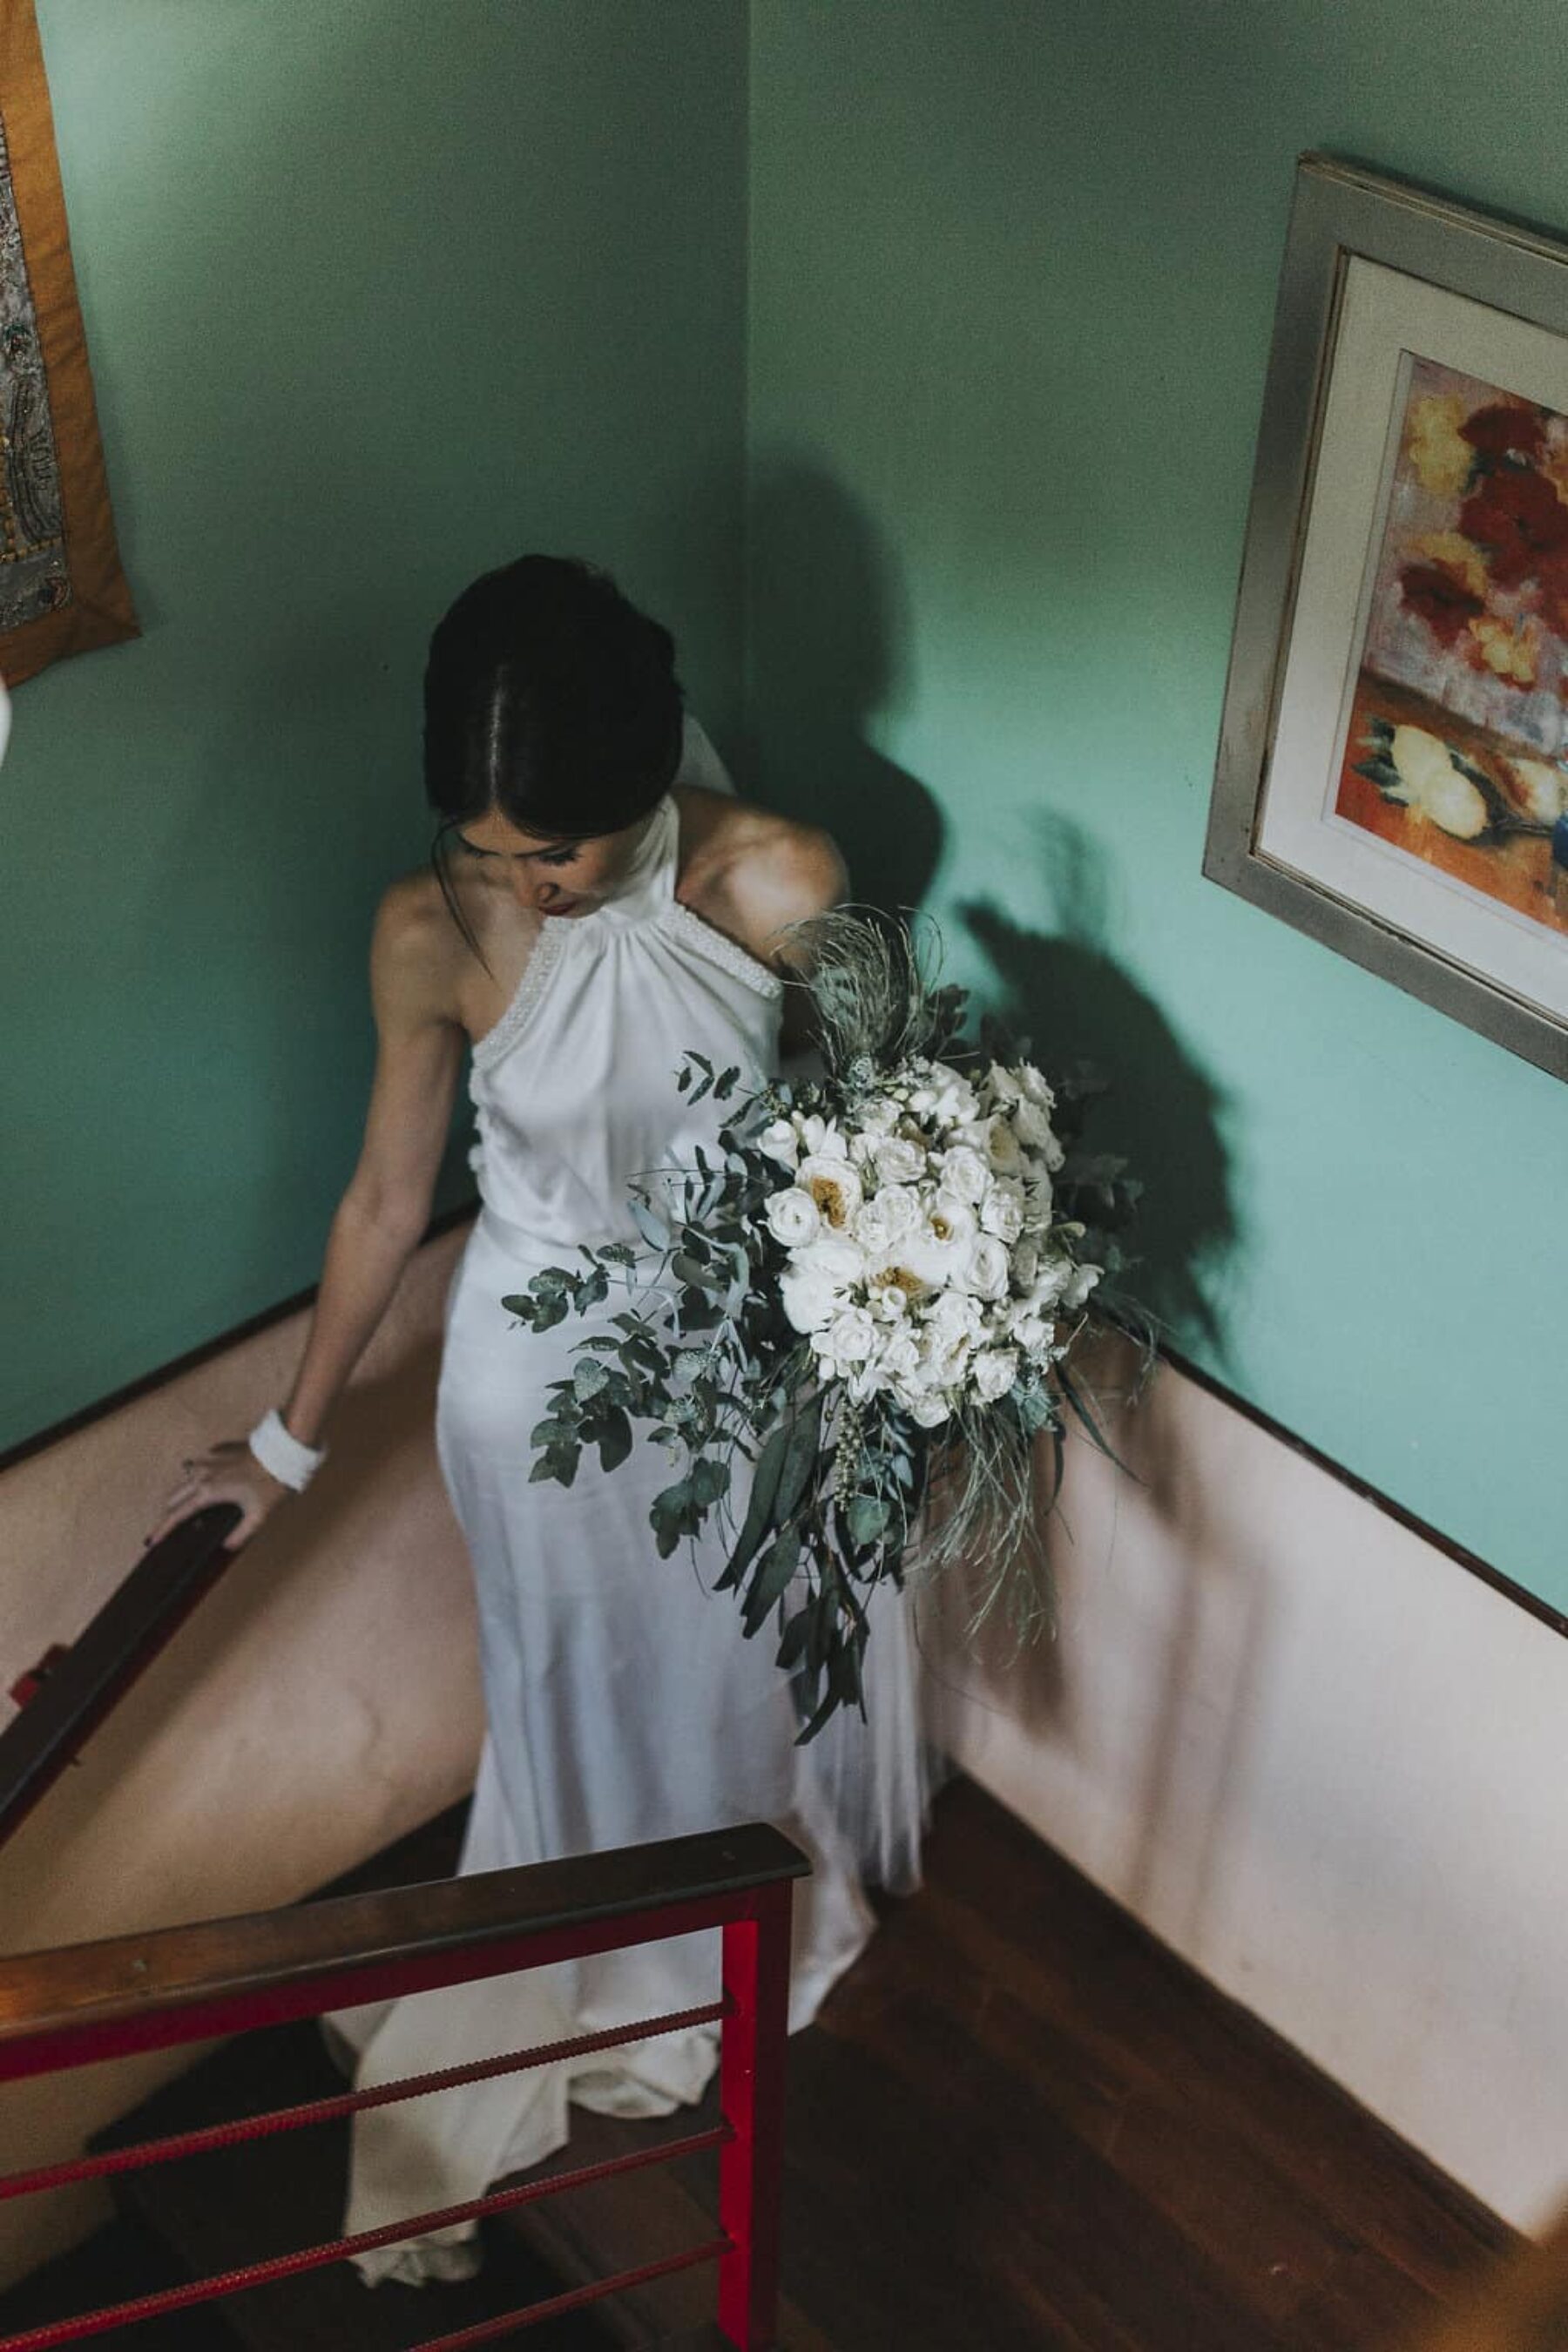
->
(742, 1526, 802, 1635)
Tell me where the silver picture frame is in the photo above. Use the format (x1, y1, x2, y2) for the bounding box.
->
(1205, 153, 1568, 1081)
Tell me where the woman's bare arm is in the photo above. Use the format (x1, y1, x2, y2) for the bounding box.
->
(145, 880, 465, 1546)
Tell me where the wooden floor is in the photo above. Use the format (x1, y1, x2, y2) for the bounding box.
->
(0, 1777, 1513, 2349)
(769, 1779, 1511, 2349)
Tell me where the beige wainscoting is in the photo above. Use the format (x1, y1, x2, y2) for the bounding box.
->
(0, 1223, 483, 2288)
(931, 1336, 1568, 2235)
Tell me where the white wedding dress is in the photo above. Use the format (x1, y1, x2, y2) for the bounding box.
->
(331, 726, 932, 2285)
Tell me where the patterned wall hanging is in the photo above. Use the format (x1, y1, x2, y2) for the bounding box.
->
(0, 0, 135, 685)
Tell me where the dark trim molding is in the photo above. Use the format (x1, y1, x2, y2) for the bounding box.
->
(3, 1211, 1561, 1646)
(0, 1201, 479, 1479)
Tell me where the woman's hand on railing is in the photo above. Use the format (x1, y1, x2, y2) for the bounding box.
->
(145, 1441, 291, 1551)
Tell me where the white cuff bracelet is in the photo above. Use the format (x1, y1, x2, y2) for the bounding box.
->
(248, 1407, 327, 1491)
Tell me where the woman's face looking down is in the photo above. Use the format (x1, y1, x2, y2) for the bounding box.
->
(455, 802, 651, 918)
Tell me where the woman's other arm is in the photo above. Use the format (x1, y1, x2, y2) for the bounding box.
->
(145, 880, 465, 1547)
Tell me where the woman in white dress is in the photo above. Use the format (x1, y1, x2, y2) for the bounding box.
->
(151, 555, 929, 2283)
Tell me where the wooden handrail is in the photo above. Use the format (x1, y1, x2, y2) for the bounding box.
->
(0, 1504, 241, 1854)
(1397, 2198, 1568, 2349)
(0, 1821, 810, 2080)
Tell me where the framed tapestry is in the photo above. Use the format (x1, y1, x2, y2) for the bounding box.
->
(1205, 154, 1568, 1082)
(0, 0, 136, 685)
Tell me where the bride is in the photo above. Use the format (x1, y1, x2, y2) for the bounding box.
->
(149, 554, 930, 2282)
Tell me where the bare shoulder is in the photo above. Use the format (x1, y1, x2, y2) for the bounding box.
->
(371, 868, 468, 1027)
(677, 788, 846, 963)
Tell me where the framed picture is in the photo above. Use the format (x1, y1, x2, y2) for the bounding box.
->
(1205, 153, 1568, 1080)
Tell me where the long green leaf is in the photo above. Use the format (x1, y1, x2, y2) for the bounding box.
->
(742, 1525, 802, 1636)
(776, 1394, 822, 1524)
(717, 1419, 790, 1593)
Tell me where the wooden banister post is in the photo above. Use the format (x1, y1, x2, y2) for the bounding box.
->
(717, 1880, 793, 2349)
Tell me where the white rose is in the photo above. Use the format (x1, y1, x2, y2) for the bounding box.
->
(908, 1061, 979, 1126)
(879, 1329, 922, 1384)
(797, 1153, 863, 1233)
(758, 1118, 801, 1169)
(981, 1115, 1023, 1175)
(1017, 1062, 1054, 1108)
(963, 1233, 1011, 1300)
(1009, 1308, 1054, 1355)
(1027, 1258, 1071, 1311)
(778, 1235, 863, 1335)
(781, 1263, 841, 1334)
(855, 1185, 921, 1254)
(971, 1347, 1019, 1404)
(858, 1095, 900, 1138)
(873, 1134, 926, 1186)
(979, 1183, 1024, 1243)
(1022, 1178, 1058, 1232)
(1012, 1098, 1057, 1154)
(984, 1062, 1023, 1105)
(926, 1287, 983, 1342)
(765, 1186, 822, 1248)
(824, 1307, 877, 1367)
(797, 1114, 846, 1159)
(936, 1145, 990, 1204)
(902, 1388, 952, 1429)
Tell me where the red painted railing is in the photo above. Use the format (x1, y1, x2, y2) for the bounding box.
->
(0, 1505, 242, 1854)
(0, 1821, 807, 2348)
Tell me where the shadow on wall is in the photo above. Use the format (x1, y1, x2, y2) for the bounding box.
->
(960, 808, 1238, 1362)
(745, 456, 944, 910)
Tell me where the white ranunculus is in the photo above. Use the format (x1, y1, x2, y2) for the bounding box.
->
(873, 1134, 926, 1186)
(765, 1186, 822, 1248)
(979, 1183, 1024, 1243)
(926, 1193, 977, 1250)
(896, 1197, 975, 1291)
(758, 1118, 801, 1169)
(936, 1145, 990, 1204)
(963, 1233, 1011, 1300)
(868, 1275, 911, 1321)
(971, 1346, 1020, 1404)
(797, 1153, 863, 1233)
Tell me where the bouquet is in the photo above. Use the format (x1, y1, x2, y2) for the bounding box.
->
(505, 914, 1139, 1739)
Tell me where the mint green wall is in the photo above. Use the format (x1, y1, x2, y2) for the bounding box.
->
(746, 3, 1568, 1608)
(1, 2, 746, 1452)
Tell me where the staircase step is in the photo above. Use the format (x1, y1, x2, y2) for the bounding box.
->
(499, 2095, 830, 2351)
(92, 2017, 615, 2350)
(0, 2215, 240, 2349)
